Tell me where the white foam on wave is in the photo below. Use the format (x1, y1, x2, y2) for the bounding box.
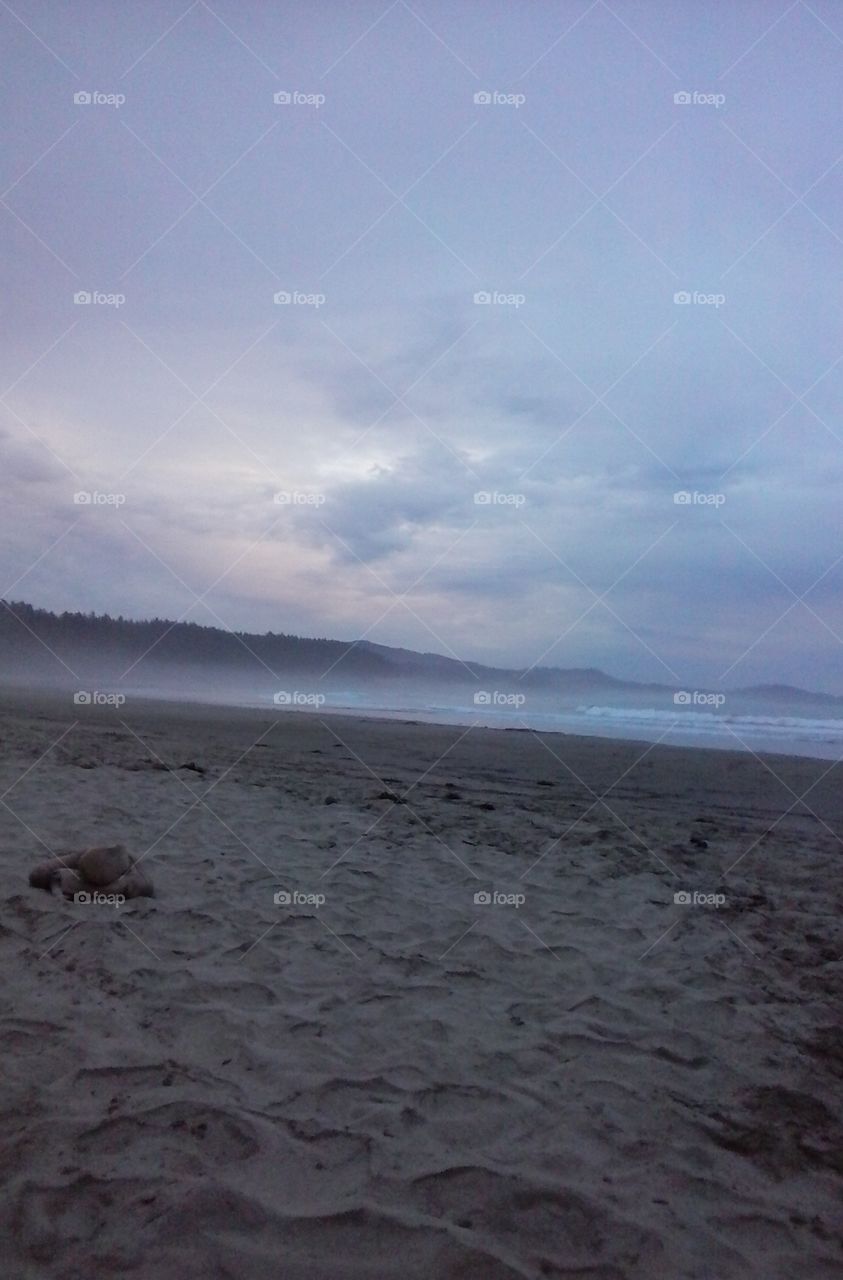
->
(579, 704, 843, 742)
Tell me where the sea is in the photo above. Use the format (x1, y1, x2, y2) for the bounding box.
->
(295, 691, 843, 761)
(122, 678, 843, 762)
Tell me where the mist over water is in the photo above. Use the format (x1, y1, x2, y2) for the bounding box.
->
(256, 686, 843, 761)
(2, 602, 841, 760)
(9, 660, 842, 762)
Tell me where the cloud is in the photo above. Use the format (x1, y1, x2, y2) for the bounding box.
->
(2, 4, 842, 689)
(0, 427, 65, 484)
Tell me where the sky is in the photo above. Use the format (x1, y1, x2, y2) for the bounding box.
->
(1, 0, 842, 691)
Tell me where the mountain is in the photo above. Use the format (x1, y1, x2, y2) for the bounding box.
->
(355, 641, 632, 690)
(0, 599, 391, 680)
(0, 600, 647, 694)
(0, 599, 840, 706)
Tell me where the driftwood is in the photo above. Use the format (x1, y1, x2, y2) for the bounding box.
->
(28, 845, 154, 899)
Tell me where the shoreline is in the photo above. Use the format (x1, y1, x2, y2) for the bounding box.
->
(1, 680, 839, 768)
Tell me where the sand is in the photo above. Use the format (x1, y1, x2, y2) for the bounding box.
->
(1, 687, 841, 1279)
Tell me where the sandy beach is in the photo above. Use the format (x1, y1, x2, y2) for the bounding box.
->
(1, 687, 841, 1279)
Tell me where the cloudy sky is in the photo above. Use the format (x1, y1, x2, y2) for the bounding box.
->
(2, 0, 842, 690)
